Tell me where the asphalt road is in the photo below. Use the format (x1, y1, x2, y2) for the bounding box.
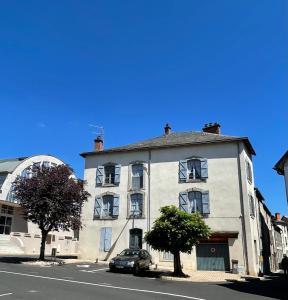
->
(0, 261, 286, 300)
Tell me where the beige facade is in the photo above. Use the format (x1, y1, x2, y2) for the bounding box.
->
(79, 125, 261, 275)
(0, 155, 78, 255)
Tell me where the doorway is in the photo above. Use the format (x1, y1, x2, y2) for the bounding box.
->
(129, 228, 142, 249)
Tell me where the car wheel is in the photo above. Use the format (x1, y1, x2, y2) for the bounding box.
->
(109, 267, 116, 272)
(133, 264, 140, 275)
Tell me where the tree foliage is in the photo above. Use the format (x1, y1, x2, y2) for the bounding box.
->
(145, 205, 211, 276)
(13, 164, 90, 260)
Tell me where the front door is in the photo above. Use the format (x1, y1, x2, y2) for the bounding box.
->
(0, 216, 12, 235)
(129, 228, 142, 249)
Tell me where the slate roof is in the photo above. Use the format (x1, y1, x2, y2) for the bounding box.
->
(0, 157, 27, 173)
(80, 131, 256, 157)
(273, 150, 288, 175)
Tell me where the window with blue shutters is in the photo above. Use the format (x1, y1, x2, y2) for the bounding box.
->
(179, 190, 210, 215)
(96, 164, 121, 186)
(94, 194, 120, 219)
(179, 158, 208, 182)
(100, 227, 112, 252)
(130, 193, 143, 217)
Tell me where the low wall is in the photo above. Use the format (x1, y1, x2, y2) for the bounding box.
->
(10, 232, 79, 256)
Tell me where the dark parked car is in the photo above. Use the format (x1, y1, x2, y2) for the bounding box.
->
(109, 249, 152, 274)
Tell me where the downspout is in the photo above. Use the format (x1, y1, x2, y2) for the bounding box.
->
(146, 149, 151, 251)
(237, 142, 250, 274)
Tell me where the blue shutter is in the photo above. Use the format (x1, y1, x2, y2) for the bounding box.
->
(100, 228, 105, 251)
(114, 164, 121, 184)
(179, 192, 188, 212)
(113, 195, 119, 217)
(200, 159, 208, 179)
(202, 191, 210, 214)
(96, 166, 104, 185)
(94, 196, 102, 218)
(179, 160, 187, 181)
(104, 227, 112, 252)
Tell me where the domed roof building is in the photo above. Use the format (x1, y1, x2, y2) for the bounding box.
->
(0, 155, 78, 255)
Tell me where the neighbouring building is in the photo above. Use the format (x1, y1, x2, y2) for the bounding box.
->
(79, 123, 265, 275)
(274, 151, 288, 206)
(0, 155, 78, 255)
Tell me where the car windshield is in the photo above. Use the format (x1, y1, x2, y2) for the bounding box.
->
(119, 249, 140, 257)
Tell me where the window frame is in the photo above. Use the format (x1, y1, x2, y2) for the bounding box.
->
(104, 164, 116, 185)
(187, 159, 202, 180)
(246, 160, 253, 184)
(128, 191, 145, 219)
(179, 157, 208, 183)
(94, 192, 119, 220)
(131, 163, 144, 190)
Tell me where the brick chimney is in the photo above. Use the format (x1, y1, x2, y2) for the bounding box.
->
(94, 136, 103, 151)
(164, 123, 171, 135)
(202, 123, 221, 134)
(275, 212, 281, 221)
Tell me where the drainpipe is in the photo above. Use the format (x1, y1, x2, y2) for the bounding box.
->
(237, 142, 250, 274)
(146, 150, 151, 251)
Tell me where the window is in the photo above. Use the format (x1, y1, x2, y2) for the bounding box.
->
(102, 195, 114, 218)
(246, 161, 252, 183)
(179, 190, 210, 214)
(0, 174, 7, 188)
(179, 158, 208, 182)
(249, 195, 255, 217)
(21, 168, 31, 178)
(131, 164, 144, 189)
(187, 159, 201, 180)
(163, 251, 174, 261)
(96, 164, 121, 186)
(6, 186, 18, 203)
(130, 193, 143, 217)
(105, 165, 115, 184)
(188, 191, 203, 213)
(42, 161, 50, 168)
(1, 205, 14, 215)
(100, 227, 112, 252)
(0, 216, 12, 235)
(94, 194, 119, 219)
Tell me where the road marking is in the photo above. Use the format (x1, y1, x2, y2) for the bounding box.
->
(0, 293, 13, 297)
(81, 268, 109, 273)
(0, 270, 205, 300)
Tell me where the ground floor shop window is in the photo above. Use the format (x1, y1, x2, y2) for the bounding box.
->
(0, 215, 12, 235)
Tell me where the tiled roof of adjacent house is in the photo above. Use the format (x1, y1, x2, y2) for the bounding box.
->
(80, 131, 256, 157)
(0, 157, 27, 173)
(273, 150, 288, 175)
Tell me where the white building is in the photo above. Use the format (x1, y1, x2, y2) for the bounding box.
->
(79, 123, 262, 275)
(0, 155, 78, 255)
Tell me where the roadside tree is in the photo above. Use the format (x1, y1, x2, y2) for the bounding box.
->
(13, 164, 89, 260)
(145, 205, 211, 277)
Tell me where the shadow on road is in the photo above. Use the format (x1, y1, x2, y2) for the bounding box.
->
(218, 275, 287, 300)
(107, 269, 165, 278)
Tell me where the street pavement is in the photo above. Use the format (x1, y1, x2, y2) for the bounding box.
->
(0, 260, 286, 300)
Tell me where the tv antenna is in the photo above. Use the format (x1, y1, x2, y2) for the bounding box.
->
(89, 124, 104, 141)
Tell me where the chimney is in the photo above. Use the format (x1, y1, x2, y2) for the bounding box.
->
(275, 212, 281, 221)
(164, 123, 171, 135)
(94, 136, 103, 151)
(202, 122, 221, 134)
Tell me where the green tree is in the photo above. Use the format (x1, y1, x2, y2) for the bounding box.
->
(145, 205, 211, 277)
(13, 164, 90, 260)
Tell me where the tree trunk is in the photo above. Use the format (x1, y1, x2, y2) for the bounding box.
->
(39, 231, 48, 261)
(173, 251, 185, 277)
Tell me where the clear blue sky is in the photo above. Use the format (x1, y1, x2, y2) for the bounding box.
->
(0, 1, 287, 215)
